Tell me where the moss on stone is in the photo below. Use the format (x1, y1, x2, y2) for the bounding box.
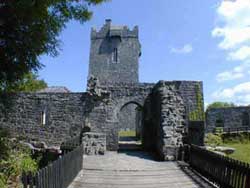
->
(189, 84, 205, 121)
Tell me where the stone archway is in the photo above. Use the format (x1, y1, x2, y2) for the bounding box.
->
(118, 101, 143, 142)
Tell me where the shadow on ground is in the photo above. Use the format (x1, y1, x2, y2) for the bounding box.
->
(118, 150, 161, 161)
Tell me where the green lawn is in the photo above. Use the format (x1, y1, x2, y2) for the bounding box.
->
(118, 130, 136, 137)
(222, 142, 250, 163)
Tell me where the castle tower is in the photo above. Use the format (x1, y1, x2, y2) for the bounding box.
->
(88, 19, 141, 86)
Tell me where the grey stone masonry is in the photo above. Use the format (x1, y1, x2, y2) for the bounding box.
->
(142, 81, 187, 161)
(0, 93, 87, 147)
(82, 132, 106, 155)
(206, 106, 250, 131)
(88, 19, 141, 85)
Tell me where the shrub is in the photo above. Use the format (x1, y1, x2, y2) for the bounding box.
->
(0, 128, 38, 187)
(205, 133, 223, 147)
(222, 132, 250, 144)
(0, 173, 7, 188)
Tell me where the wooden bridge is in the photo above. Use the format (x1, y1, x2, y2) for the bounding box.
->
(68, 151, 213, 188)
(22, 144, 250, 188)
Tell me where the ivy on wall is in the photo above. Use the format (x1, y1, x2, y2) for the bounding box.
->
(189, 84, 205, 121)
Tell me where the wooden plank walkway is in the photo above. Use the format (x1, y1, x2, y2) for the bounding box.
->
(68, 151, 214, 188)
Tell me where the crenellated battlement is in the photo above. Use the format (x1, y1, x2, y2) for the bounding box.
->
(91, 19, 138, 40)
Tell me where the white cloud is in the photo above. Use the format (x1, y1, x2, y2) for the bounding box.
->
(216, 71, 244, 82)
(212, 0, 250, 50)
(228, 46, 250, 61)
(212, 82, 250, 105)
(212, 27, 250, 50)
(170, 44, 193, 54)
(212, 0, 250, 82)
(216, 61, 250, 82)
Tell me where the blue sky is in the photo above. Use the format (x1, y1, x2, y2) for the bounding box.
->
(39, 0, 250, 106)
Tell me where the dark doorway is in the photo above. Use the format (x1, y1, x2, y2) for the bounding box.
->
(118, 102, 143, 151)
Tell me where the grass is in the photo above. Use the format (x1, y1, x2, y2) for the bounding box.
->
(222, 142, 250, 163)
(118, 130, 136, 137)
(205, 132, 250, 164)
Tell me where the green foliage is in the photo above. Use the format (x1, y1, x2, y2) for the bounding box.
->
(222, 133, 250, 144)
(1, 152, 38, 175)
(206, 101, 235, 111)
(0, 0, 108, 90)
(0, 128, 38, 187)
(205, 132, 250, 163)
(189, 84, 205, 121)
(0, 173, 7, 188)
(205, 133, 223, 147)
(0, 129, 10, 161)
(5, 72, 47, 92)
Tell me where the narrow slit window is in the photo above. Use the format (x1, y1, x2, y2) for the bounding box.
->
(113, 48, 118, 62)
(42, 110, 46, 125)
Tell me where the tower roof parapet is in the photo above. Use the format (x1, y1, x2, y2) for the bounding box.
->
(91, 19, 138, 40)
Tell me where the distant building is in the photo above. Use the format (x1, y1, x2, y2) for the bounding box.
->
(206, 106, 250, 131)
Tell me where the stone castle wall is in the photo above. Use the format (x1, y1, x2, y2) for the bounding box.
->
(0, 80, 203, 152)
(0, 81, 203, 151)
(0, 93, 87, 146)
(206, 107, 250, 131)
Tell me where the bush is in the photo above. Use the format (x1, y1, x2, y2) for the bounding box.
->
(222, 132, 250, 144)
(205, 133, 223, 147)
(0, 128, 38, 187)
(0, 150, 38, 187)
(0, 173, 7, 188)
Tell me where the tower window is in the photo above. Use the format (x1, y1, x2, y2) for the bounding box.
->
(41, 110, 46, 125)
(113, 48, 118, 62)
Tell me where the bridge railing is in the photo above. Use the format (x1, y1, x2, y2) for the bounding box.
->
(206, 126, 250, 134)
(182, 144, 250, 188)
(22, 144, 83, 188)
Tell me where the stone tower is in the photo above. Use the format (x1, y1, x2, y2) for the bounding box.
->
(88, 19, 141, 85)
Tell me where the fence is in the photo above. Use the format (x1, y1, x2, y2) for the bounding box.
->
(206, 126, 250, 134)
(183, 144, 250, 188)
(22, 145, 83, 188)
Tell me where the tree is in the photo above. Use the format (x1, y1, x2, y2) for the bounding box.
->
(206, 101, 236, 111)
(4, 72, 47, 92)
(0, 0, 107, 90)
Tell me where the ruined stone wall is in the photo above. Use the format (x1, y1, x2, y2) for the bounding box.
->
(177, 81, 204, 121)
(142, 81, 186, 161)
(142, 81, 204, 160)
(206, 107, 250, 131)
(0, 81, 204, 152)
(82, 132, 106, 155)
(0, 93, 87, 147)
